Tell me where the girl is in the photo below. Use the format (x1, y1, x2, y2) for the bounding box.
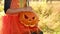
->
(3, 0, 33, 34)
(3, 0, 43, 34)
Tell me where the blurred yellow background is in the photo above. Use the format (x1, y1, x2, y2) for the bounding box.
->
(29, 0, 60, 34)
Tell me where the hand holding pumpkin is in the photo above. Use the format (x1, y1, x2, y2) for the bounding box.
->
(20, 6, 33, 12)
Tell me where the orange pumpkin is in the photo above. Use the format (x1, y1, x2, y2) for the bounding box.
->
(19, 11, 39, 26)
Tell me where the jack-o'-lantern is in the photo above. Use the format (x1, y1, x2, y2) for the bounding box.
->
(19, 11, 39, 26)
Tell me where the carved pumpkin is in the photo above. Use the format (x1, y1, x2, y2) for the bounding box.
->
(19, 11, 39, 26)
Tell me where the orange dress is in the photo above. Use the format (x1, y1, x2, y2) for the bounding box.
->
(3, 0, 20, 34)
(2, 0, 43, 34)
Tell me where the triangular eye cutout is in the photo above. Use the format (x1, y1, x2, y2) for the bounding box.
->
(32, 17, 35, 19)
(24, 15, 28, 19)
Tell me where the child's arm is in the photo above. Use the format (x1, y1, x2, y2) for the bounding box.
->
(4, 0, 33, 14)
(6, 7, 33, 14)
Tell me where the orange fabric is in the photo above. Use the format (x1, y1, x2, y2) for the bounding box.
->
(10, 0, 26, 8)
(10, 0, 20, 9)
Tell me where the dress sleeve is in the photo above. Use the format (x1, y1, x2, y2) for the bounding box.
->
(4, 0, 11, 13)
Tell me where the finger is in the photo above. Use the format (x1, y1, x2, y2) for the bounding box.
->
(27, 6, 33, 9)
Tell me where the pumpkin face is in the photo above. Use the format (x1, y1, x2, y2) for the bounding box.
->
(19, 11, 39, 26)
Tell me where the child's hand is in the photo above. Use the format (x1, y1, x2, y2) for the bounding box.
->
(21, 6, 33, 12)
